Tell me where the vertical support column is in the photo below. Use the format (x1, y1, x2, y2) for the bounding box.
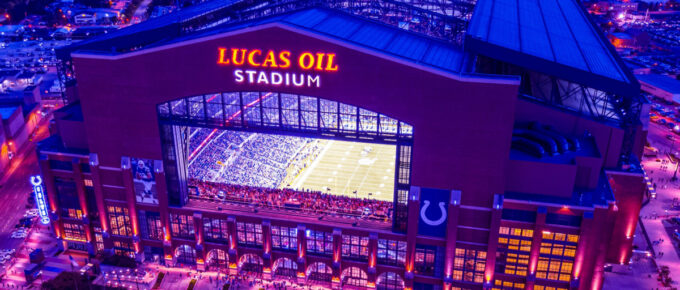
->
(87, 153, 112, 250)
(572, 211, 593, 290)
(154, 160, 171, 243)
(404, 186, 420, 290)
(71, 157, 93, 254)
(227, 216, 238, 275)
(585, 205, 616, 290)
(526, 207, 547, 290)
(262, 220, 272, 280)
(367, 233, 378, 288)
(296, 224, 307, 284)
(443, 190, 461, 290)
(332, 228, 342, 289)
(120, 157, 139, 240)
(484, 194, 503, 289)
(39, 154, 62, 239)
(194, 212, 204, 271)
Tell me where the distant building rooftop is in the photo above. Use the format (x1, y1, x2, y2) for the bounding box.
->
(636, 74, 680, 95)
(0, 106, 19, 120)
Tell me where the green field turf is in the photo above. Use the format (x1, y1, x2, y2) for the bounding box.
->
(289, 140, 396, 201)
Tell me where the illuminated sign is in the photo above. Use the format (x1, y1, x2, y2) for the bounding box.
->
(217, 48, 338, 88)
(30, 175, 51, 225)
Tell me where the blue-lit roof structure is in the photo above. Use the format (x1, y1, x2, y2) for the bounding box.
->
(144, 8, 468, 75)
(465, 0, 639, 97)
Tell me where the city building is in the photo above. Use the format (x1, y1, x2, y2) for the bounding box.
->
(40, 0, 647, 289)
(636, 74, 680, 103)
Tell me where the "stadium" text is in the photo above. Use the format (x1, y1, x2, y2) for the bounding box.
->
(234, 69, 321, 88)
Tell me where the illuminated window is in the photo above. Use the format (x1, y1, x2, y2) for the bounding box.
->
(342, 267, 368, 287)
(108, 206, 132, 237)
(203, 217, 229, 243)
(84, 179, 93, 187)
(63, 222, 86, 242)
(496, 227, 532, 277)
(113, 241, 135, 258)
(342, 234, 369, 261)
(93, 227, 104, 252)
(306, 230, 333, 256)
(271, 226, 297, 251)
(537, 231, 578, 282)
(56, 178, 81, 218)
(140, 211, 163, 241)
(493, 279, 525, 290)
(534, 286, 568, 290)
(377, 239, 406, 266)
(169, 213, 195, 240)
(452, 248, 486, 283)
(236, 222, 262, 247)
(415, 245, 443, 277)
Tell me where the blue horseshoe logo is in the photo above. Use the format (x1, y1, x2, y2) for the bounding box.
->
(420, 200, 447, 226)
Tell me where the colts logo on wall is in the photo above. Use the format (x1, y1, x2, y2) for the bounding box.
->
(417, 187, 451, 238)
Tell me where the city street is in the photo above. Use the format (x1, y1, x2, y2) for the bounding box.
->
(0, 114, 52, 279)
(630, 118, 680, 288)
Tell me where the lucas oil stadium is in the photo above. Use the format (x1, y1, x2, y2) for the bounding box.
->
(38, 0, 648, 289)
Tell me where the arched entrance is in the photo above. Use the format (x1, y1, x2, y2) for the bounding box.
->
(306, 262, 333, 286)
(158, 92, 414, 231)
(206, 248, 228, 270)
(376, 272, 404, 290)
(174, 245, 197, 265)
(341, 267, 368, 288)
(272, 257, 297, 279)
(238, 253, 263, 276)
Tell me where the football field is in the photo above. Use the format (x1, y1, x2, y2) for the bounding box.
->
(290, 140, 396, 201)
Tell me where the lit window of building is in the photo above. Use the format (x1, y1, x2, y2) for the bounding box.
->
(63, 222, 86, 242)
(341, 234, 369, 261)
(414, 245, 444, 277)
(203, 217, 229, 243)
(492, 279, 525, 290)
(140, 211, 163, 241)
(113, 241, 135, 258)
(306, 229, 333, 256)
(236, 222, 262, 247)
(108, 206, 132, 237)
(271, 225, 297, 251)
(170, 213, 195, 240)
(496, 227, 532, 277)
(452, 248, 486, 283)
(377, 239, 406, 266)
(94, 227, 105, 252)
(537, 232, 578, 282)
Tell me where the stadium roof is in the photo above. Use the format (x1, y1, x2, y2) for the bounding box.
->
(56, 0, 242, 59)
(69, 7, 470, 76)
(152, 8, 467, 74)
(636, 74, 680, 95)
(465, 0, 639, 97)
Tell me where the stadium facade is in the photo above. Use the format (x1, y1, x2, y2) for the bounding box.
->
(40, 0, 648, 289)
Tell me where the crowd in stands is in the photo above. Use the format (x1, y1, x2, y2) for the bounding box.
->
(189, 179, 392, 221)
(188, 128, 315, 188)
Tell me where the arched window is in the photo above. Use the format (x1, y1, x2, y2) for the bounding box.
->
(307, 262, 333, 285)
(273, 257, 298, 278)
(175, 245, 196, 265)
(341, 267, 368, 288)
(206, 249, 228, 269)
(376, 272, 404, 290)
(238, 253, 263, 275)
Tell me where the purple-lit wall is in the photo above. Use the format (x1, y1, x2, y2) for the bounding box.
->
(72, 25, 520, 210)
